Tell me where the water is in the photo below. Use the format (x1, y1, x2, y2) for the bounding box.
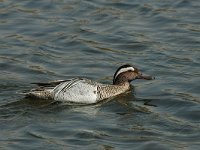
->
(0, 0, 200, 149)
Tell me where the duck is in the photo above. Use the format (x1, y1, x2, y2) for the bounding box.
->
(25, 64, 154, 104)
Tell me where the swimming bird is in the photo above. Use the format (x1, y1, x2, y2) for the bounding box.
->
(26, 64, 154, 104)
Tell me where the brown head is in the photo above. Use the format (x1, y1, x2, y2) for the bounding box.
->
(113, 64, 154, 85)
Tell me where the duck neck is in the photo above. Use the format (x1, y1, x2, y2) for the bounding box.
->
(113, 80, 130, 88)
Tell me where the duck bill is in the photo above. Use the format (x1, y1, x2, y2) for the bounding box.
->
(137, 73, 154, 80)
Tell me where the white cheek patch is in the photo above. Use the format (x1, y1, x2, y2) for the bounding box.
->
(115, 67, 135, 79)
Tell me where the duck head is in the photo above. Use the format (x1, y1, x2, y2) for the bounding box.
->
(113, 64, 154, 85)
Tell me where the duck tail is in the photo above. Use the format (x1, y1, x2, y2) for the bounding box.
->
(25, 88, 54, 100)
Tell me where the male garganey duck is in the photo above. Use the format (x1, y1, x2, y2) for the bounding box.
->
(26, 64, 154, 104)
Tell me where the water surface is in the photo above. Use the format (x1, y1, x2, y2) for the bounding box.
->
(0, 0, 200, 149)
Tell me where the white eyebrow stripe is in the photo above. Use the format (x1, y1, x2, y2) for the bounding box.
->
(115, 67, 135, 79)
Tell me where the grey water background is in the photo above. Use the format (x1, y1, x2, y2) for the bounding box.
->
(0, 0, 200, 149)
